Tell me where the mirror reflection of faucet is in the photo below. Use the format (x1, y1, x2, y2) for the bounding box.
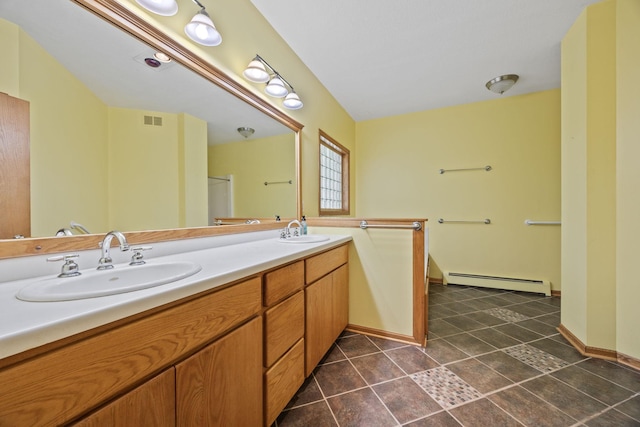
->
(97, 231, 130, 270)
(281, 219, 302, 239)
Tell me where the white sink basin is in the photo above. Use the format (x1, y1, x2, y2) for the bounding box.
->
(16, 261, 202, 302)
(279, 235, 330, 244)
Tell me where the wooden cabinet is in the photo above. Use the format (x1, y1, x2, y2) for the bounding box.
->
(305, 246, 349, 376)
(176, 317, 262, 427)
(72, 368, 176, 427)
(263, 262, 305, 426)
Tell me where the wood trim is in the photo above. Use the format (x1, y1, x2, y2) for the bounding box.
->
(307, 217, 428, 228)
(318, 130, 350, 216)
(551, 290, 561, 297)
(345, 324, 419, 346)
(429, 277, 444, 285)
(412, 225, 426, 345)
(557, 324, 640, 371)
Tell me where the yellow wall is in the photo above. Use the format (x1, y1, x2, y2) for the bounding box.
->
(356, 90, 561, 290)
(208, 134, 296, 218)
(562, 0, 640, 362)
(0, 19, 110, 237)
(179, 113, 208, 227)
(615, 0, 640, 360)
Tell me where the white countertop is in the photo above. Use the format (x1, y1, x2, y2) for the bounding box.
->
(0, 232, 351, 359)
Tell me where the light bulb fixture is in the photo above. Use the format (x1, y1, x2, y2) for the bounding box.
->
(135, 0, 178, 16)
(185, 3, 222, 47)
(486, 74, 519, 94)
(283, 92, 303, 110)
(237, 127, 255, 138)
(242, 54, 304, 110)
(153, 52, 172, 63)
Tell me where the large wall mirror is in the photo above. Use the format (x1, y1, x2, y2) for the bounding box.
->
(0, 0, 302, 255)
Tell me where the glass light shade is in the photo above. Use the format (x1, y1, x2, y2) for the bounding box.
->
(184, 10, 222, 46)
(486, 74, 519, 94)
(243, 60, 270, 83)
(283, 92, 303, 110)
(135, 0, 178, 16)
(265, 77, 288, 98)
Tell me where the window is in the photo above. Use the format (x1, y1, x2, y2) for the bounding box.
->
(319, 130, 350, 215)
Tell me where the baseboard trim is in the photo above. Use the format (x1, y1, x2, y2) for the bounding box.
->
(558, 324, 640, 371)
(551, 290, 561, 297)
(428, 277, 444, 285)
(346, 324, 421, 346)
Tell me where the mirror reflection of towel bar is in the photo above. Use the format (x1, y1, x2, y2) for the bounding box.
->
(524, 220, 561, 226)
(264, 180, 292, 186)
(438, 218, 491, 224)
(439, 165, 492, 174)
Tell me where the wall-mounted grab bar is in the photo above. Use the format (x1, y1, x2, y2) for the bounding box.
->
(264, 180, 292, 186)
(438, 218, 491, 224)
(524, 220, 561, 226)
(360, 220, 422, 231)
(439, 165, 492, 174)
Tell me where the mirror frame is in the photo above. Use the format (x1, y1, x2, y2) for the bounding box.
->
(0, 0, 303, 260)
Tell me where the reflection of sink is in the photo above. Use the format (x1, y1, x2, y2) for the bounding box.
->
(16, 261, 202, 302)
(279, 235, 330, 244)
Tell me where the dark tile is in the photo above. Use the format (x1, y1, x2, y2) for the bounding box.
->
(404, 411, 462, 427)
(285, 376, 324, 409)
(464, 311, 506, 327)
(428, 304, 459, 320)
(428, 318, 464, 337)
(367, 335, 409, 351)
(495, 292, 541, 304)
(521, 375, 607, 420)
(318, 344, 346, 365)
(494, 323, 543, 343)
(277, 401, 338, 427)
(585, 408, 640, 427)
(313, 360, 367, 397)
(480, 294, 519, 307)
(444, 333, 497, 356)
(386, 345, 440, 373)
(536, 312, 562, 327)
(616, 395, 640, 421)
(336, 334, 380, 358)
(440, 301, 478, 315)
(447, 358, 512, 394)
(477, 351, 541, 382)
(449, 398, 521, 427)
(528, 337, 587, 363)
(327, 387, 396, 427)
(469, 328, 521, 349)
(419, 338, 469, 365)
(350, 352, 405, 384)
(515, 319, 560, 337)
(373, 377, 441, 424)
(441, 315, 486, 332)
(429, 292, 459, 304)
(538, 296, 562, 307)
(551, 365, 635, 406)
(575, 358, 640, 392)
(455, 288, 492, 300)
(488, 386, 576, 427)
(507, 302, 550, 317)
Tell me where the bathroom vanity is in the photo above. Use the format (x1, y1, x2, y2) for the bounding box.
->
(0, 232, 350, 426)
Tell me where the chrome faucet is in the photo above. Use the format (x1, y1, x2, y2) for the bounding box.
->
(283, 219, 302, 238)
(97, 230, 130, 270)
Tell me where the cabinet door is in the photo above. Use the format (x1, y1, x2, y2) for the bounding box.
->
(72, 368, 175, 427)
(332, 264, 349, 339)
(305, 274, 335, 376)
(175, 317, 262, 427)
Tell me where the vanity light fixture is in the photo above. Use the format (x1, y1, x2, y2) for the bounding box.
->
(243, 54, 304, 110)
(237, 127, 255, 138)
(486, 74, 519, 94)
(184, 0, 222, 46)
(135, 0, 178, 16)
(153, 52, 172, 63)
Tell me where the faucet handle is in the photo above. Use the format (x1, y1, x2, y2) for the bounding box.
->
(47, 254, 81, 278)
(130, 246, 152, 265)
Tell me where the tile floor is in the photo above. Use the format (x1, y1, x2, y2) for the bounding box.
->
(275, 284, 640, 426)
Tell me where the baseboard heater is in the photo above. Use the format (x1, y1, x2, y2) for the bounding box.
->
(444, 272, 551, 296)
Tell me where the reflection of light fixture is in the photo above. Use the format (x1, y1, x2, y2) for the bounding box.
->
(237, 127, 255, 138)
(486, 74, 519, 94)
(243, 54, 304, 110)
(135, 0, 178, 16)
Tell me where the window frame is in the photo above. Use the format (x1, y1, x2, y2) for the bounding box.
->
(318, 130, 350, 216)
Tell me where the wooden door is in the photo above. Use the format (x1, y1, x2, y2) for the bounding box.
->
(0, 92, 30, 239)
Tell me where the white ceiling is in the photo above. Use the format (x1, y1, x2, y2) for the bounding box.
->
(250, 0, 601, 121)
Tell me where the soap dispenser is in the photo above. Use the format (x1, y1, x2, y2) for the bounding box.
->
(301, 216, 308, 235)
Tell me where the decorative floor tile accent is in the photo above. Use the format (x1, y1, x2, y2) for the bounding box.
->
(411, 367, 482, 409)
(504, 344, 570, 373)
(483, 307, 530, 322)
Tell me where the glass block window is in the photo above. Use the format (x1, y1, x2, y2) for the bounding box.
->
(319, 130, 349, 215)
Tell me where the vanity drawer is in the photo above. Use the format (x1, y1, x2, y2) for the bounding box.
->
(305, 244, 348, 284)
(264, 260, 304, 306)
(264, 291, 304, 367)
(264, 338, 305, 427)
